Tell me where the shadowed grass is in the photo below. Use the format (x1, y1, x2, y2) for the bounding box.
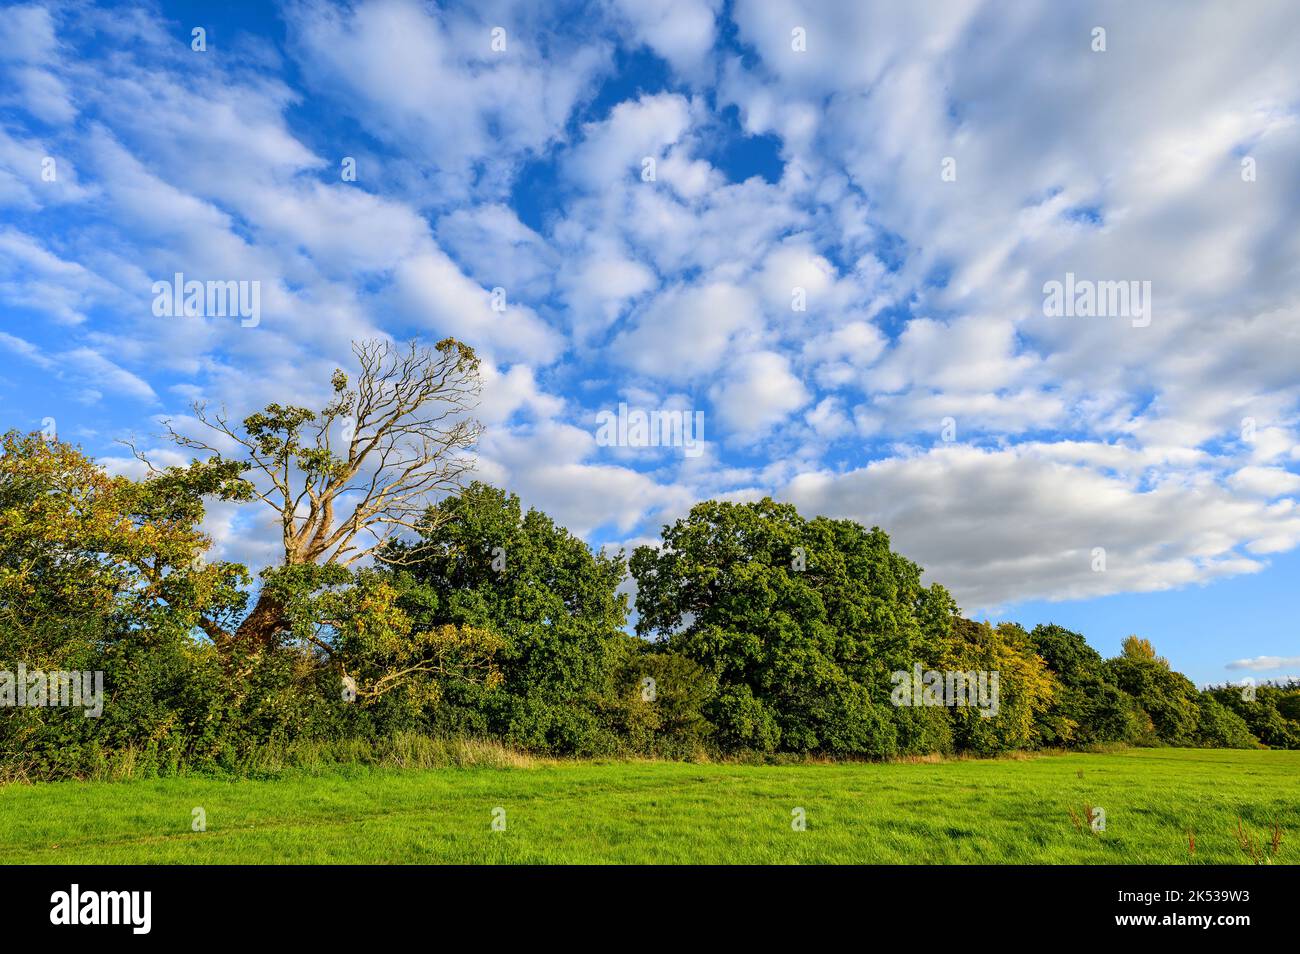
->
(1, 748, 1295, 864)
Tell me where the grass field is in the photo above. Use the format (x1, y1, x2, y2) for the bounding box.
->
(1, 748, 1296, 864)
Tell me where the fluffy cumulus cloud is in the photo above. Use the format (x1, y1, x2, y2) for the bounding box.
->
(785, 444, 1300, 609)
(710, 350, 809, 437)
(1, 0, 1299, 622)
(285, 0, 612, 200)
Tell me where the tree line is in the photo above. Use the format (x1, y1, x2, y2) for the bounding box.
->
(2, 338, 1295, 780)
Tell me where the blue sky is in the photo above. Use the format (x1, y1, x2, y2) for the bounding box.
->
(2, 0, 1299, 686)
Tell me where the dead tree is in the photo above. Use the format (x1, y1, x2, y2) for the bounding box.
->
(158, 337, 482, 649)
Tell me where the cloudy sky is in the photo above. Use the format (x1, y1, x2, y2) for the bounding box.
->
(2, 0, 1298, 685)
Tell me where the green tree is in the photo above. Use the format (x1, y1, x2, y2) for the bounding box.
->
(1121, 634, 1165, 666)
(631, 497, 953, 755)
(1193, 695, 1259, 748)
(266, 563, 504, 716)
(939, 620, 1057, 754)
(597, 639, 717, 756)
(390, 483, 631, 753)
(1028, 623, 1141, 746)
(1105, 639, 1200, 745)
(0, 432, 249, 776)
(1205, 681, 1299, 749)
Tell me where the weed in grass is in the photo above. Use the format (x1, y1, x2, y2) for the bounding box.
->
(1233, 817, 1283, 864)
(1068, 803, 1104, 835)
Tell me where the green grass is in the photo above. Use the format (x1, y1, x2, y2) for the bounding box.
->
(1, 748, 1296, 864)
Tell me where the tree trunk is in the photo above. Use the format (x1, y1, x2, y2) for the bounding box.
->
(233, 590, 285, 650)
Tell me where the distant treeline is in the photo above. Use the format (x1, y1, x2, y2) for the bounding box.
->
(2, 432, 1296, 781)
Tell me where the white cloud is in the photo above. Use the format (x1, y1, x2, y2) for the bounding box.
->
(559, 249, 657, 344)
(613, 281, 762, 380)
(0, 5, 60, 64)
(783, 444, 1300, 610)
(477, 361, 565, 426)
(480, 422, 689, 535)
(710, 350, 810, 436)
(1228, 466, 1300, 498)
(805, 396, 853, 440)
(0, 331, 51, 367)
(566, 93, 694, 188)
(62, 347, 156, 403)
(603, 0, 721, 77)
(437, 204, 557, 300)
(287, 0, 611, 199)
(0, 227, 116, 324)
(871, 316, 1035, 395)
(0, 5, 74, 121)
(1226, 656, 1300, 672)
(390, 245, 563, 364)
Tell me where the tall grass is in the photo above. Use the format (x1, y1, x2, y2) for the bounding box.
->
(0, 733, 535, 785)
(243, 734, 536, 773)
(0, 733, 1158, 787)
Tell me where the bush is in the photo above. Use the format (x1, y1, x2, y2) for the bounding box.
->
(1195, 696, 1260, 749)
(708, 684, 781, 752)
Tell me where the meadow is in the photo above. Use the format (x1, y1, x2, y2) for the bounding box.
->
(1, 748, 1296, 864)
